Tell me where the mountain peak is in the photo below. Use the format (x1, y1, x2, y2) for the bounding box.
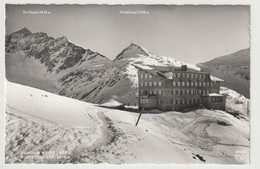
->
(56, 36, 69, 42)
(11, 27, 32, 36)
(114, 42, 151, 61)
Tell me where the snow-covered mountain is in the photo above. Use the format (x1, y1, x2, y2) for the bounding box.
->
(198, 48, 250, 98)
(5, 81, 249, 164)
(57, 42, 202, 105)
(5, 28, 201, 105)
(6, 27, 111, 92)
(6, 27, 110, 72)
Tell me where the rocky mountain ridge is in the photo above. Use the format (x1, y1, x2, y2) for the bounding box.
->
(6, 27, 111, 73)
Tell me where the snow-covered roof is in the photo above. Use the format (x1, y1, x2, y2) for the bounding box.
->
(203, 93, 223, 97)
(210, 75, 224, 82)
(133, 64, 224, 82)
(132, 64, 153, 70)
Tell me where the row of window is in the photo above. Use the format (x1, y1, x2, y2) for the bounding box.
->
(173, 81, 214, 87)
(159, 98, 202, 105)
(140, 72, 207, 80)
(140, 81, 214, 88)
(173, 72, 206, 79)
(212, 97, 223, 103)
(171, 89, 211, 95)
(140, 81, 162, 87)
(140, 89, 212, 95)
(140, 89, 162, 95)
(140, 98, 202, 105)
(140, 99, 149, 104)
(140, 73, 153, 79)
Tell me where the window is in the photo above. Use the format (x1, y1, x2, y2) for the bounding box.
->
(203, 82, 205, 87)
(187, 90, 190, 95)
(144, 82, 147, 87)
(187, 99, 189, 104)
(183, 73, 186, 78)
(195, 82, 197, 87)
(140, 82, 143, 87)
(145, 99, 148, 104)
(159, 99, 163, 104)
(175, 90, 179, 95)
(175, 99, 179, 104)
(211, 82, 214, 87)
(158, 90, 162, 95)
(173, 81, 176, 86)
(140, 74, 143, 79)
(154, 81, 157, 86)
(199, 90, 201, 94)
(199, 82, 201, 86)
(177, 73, 180, 78)
(186, 82, 189, 87)
(173, 73, 176, 78)
(203, 74, 205, 79)
(171, 90, 174, 95)
(180, 90, 183, 95)
(149, 74, 152, 78)
(182, 99, 185, 104)
(191, 90, 193, 94)
(191, 82, 193, 87)
(149, 90, 153, 95)
(140, 90, 143, 95)
(177, 81, 181, 86)
(187, 74, 189, 78)
(158, 81, 162, 86)
(149, 82, 152, 86)
(207, 82, 209, 87)
(195, 74, 198, 79)
(191, 74, 193, 78)
(198, 74, 201, 79)
(182, 82, 185, 86)
(144, 73, 148, 79)
(144, 90, 148, 94)
(153, 90, 157, 95)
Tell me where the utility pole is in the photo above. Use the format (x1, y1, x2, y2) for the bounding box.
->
(135, 103, 146, 126)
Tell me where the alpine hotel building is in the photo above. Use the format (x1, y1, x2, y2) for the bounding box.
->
(134, 64, 226, 111)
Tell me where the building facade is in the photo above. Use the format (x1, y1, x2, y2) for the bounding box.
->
(135, 64, 226, 111)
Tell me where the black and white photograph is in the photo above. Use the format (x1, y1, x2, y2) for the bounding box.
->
(4, 3, 251, 165)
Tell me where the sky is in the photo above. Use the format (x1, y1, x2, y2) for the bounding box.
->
(5, 5, 250, 64)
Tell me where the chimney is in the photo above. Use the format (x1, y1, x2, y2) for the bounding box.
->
(181, 65, 187, 71)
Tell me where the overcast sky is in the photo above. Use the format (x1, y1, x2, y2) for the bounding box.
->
(6, 5, 250, 64)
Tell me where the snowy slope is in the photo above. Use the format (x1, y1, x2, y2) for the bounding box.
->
(5, 81, 249, 164)
(198, 48, 250, 98)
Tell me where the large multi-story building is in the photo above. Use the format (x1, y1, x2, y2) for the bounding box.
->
(134, 64, 226, 111)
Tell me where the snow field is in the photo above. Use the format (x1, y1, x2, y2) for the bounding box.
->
(5, 81, 249, 164)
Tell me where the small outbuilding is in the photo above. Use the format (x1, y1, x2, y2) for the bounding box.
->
(201, 93, 226, 111)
